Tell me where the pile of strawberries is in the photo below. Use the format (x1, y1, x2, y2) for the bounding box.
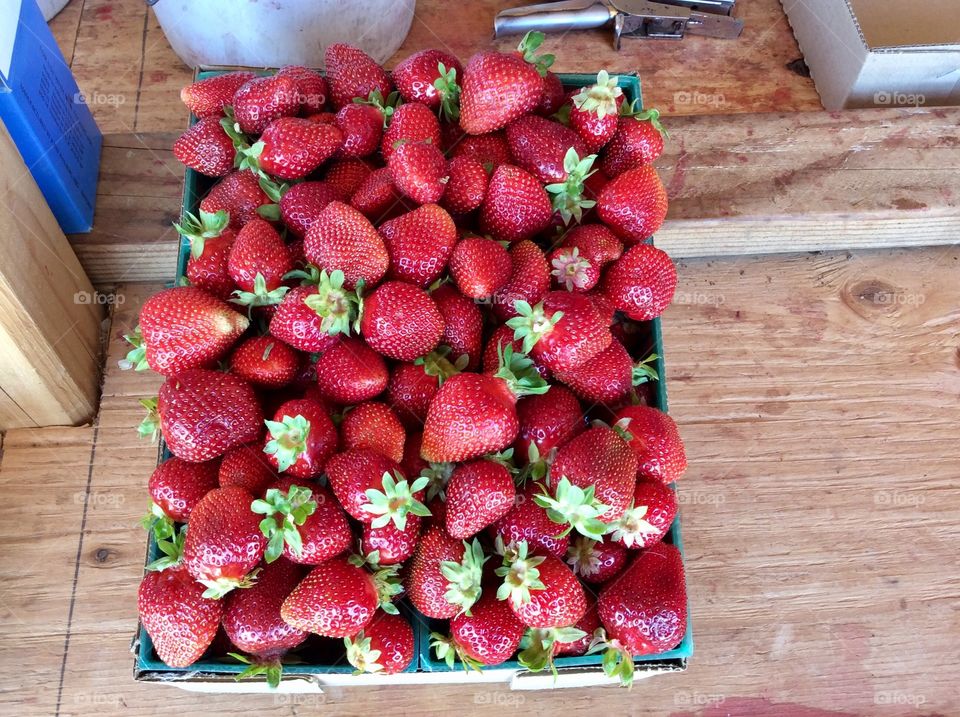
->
(133, 33, 687, 688)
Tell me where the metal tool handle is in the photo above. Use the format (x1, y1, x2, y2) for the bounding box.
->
(495, 0, 614, 37)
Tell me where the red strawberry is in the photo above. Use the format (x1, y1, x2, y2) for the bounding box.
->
(304, 201, 389, 290)
(601, 107, 667, 176)
(362, 513, 422, 565)
(183, 486, 266, 597)
(553, 605, 600, 656)
(350, 166, 407, 221)
(479, 164, 552, 242)
(176, 210, 236, 300)
(324, 43, 393, 110)
(314, 337, 389, 404)
(441, 156, 489, 214)
(281, 557, 379, 636)
(230, 337, 298, 389)
(341, 402, 406, 463)
(181, 71, 256, 118)
(379, 204, 457, 287)
(514, 385, 585, 464)
(565, 535, 628, 583)
(445, 459, 516, 539)
(247, 117, 343, 181)
(146, 457, 219, 526)
(263, 398, 337, 478)
(614, 405, 687, 484)
(219, 443, 278, 495)
(139, 562, 222, 667)
(276, 65, 329, 114)
(491, 484, 570, 560)
(173, 117, 235, 177)
(386, 362, 441, 429)
(393, 49, 463, 118)
(325, 448, 427, 527)
(323, 158, 373, 200)
(536, 70, 565, 116)
(491, 240, 551, 320)
(569, 71, 624, 153)
(507, 290, 612, 372)
(255, 480, 352, 564)
(156, 369, 263, 462)
(279, 181, 338, 238)
(450, 132, 512, 169)
(346, 612, 416, 674)
(227, 218, 293, 305)
(381, 102, 441, 162)
(596, 165, 668, 242)
(548, 224, 623, 292)
(334, 103, 383, 158)
(407, 528, 485, 618)
(505, 115, 588, 185)
(135, 286, 248, 376)
(448, 236, 512, 300)
(400, 432, 430, 481)
(200, 170, 273, 230)
(269, 284, 347, 354)
(431, 285, 483, 370)
(481, 325, 550, 380)
(388, 141, 448, 205)
(360, 281, 444, 361)
(554, 338, 645, 405)
(602, 243, 677, 321)
(495, 541, 586, 628)
(459, 43, 545, 135)
(608, 477, 677, 549)
(433, 593, 525, 669)
(232, 75, 300, 135)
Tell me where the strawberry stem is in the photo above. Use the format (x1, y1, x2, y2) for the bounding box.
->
(439, 538, 487, 615)
(362, 471, 432, 531)
(251, 484, 318, 562)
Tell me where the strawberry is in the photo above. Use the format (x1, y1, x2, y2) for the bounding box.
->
(278, 181, 338, 238)
(495, 540, 586, 628)
(360, 281, 445, 361)
(441, 156, 488, 214)
(269, 284, 347, 354)
(325, 448, 406, 523)
(601, 106, 667, 176)
(350, 166, 407, 221)
(232, 75, 301, 135)
(181, 71, 255, 118)
(536, 70, 565, 116)
(479, 164, 552, 242)
(244, 117, 343, 181)
(614, 405, 687, 484)
(432, 593, 525, 669)
(323, 158, 373, 200)
(333, 103, 383, 158)
(254, 480, 352, 564)
(362, 513, 422, 565)
(445, 459, 516, 539)
(175, 210, 236, 300)
(450, 132, 512, 169)
(227, 218, 293, 306)
(219, 443, 278, 495)
(400, 431, 430, 482)
(134, 286, 248, 376)
(507, 290, 612, 372)
(276, 64, 329, 114)
(517, 605, 596, 672)
(431, 285, 483, 370)
(200, 170, 273, 230)
(146, 457, 219, 532)
(594, 543, 687, 684)
(385, 361, 443, 429)
(314, 337, 389, 403)
(407, 528, 486, 618)
(565, 535, 628, 583)
(173, 117, 235, 177)
(388, 140, 448, 204)
(491, 240, 551, 320)
(608, 477, 677, 550)
(554, 339, 649, 405)
(155, 369, 263, 462)
(281, 557, 380, 636)
(491, 483, 569, 559)
(596, 165, 668, 242)
(183, 485, 266, 597)
(341, 402, 406, 463)
(481, 325, 550, 380)
(393, 49, 463, 118)
(304, 201, 389, 290)
(514, 385, 585, 465)
(569, 71, 624, 153)
(262, 398, 337, 478)
(505, 115, 588, 185)
(548, 224, 623, 292)
(346, 612, 416, 674)
(381, 102, 441, 162)
(324, 43, 393, 110)
(379, 204, 457, 287)
(553, 604, 600, 656)
(601, 243, 677, 320)
(447, 236, 512, 300)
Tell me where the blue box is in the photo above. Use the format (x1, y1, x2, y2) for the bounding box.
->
(0, 0, 102, 233)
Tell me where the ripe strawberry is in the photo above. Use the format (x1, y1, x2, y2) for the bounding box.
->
(334, 103, 383, 158)
(407, 528, 485, 618)
(548, 224, 623, 292)
(175, 210, 236, 300)
(279, 181, 338, 238)
(255, 480, 352, 564)
(400, 431, 430, 481)
(553, 605, 600, 656)
(379, 204, 457, 287)
(433, 593, 525, 669)
(346, 612, 416, 674)
(514, 385, 585, 465)
(360, 281, 444, 361)
(569, 71, 624, 153)
(219, 443, 278, 495)
(139, 562, 223, 667)
(324, 43, 393, 110)
(173, 117, 235, 177)
(602, 243, 677, 321)
(341, 402, 406, 463)
(495, 541, 586, 628)
(276, 64, 329, 114)
(246, 117, 343, 181)
(386, 361, 441, 428)
(314, 337, 389, 403)
(156, 369, 263, 462)
(200, 170, 273, 230)
(183, 486, 266, 597)
(281, 557, 379, 636)
(269, 284, 345, 354)
(459, 44, 544, 134)
(536, 70, 565, 116)
(431, 284, 483, 370)
(448, 236, 512, 300)
(505, 115, 588, 185)
(350, 166, 407, 221)
(263, 398, 337, 478)
(362, 513, 422, 565)
(441, 156, 488, 214)
(324, 448, 404, 522)
(135, 286, 248, 376)
(381, 102, 442, 162)
(450, 131, 512, 169)
(393, 49, 463, 117)
(614, 405, 687, 484)
(554, 339, 644, 405)
(596, 165, 668, 242)
(181, 71, 255, 118)
(601, 107, 667, 176)
(507, 290, 612, 372)
(491, 483, 570, 560)
(388, 141, 448, 204)
(445, 459, 516, 538)
(304, 201, 389, 290)
(566, 535, 628, 583)
(481, 325, 550, 381)
(232, 75, 300, 135)
(479, 164, 552, 242)
(146, 457, 219, 527)
(491, 240, 551, 321)
(608, 477, 677, 550)
(323, 158, 373, 200)
(227, 218, 293, 305)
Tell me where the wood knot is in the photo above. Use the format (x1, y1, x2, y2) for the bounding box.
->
(92, 547, 117, 565)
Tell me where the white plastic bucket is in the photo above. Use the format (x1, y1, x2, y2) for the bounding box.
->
(149, 0, 416, 69)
